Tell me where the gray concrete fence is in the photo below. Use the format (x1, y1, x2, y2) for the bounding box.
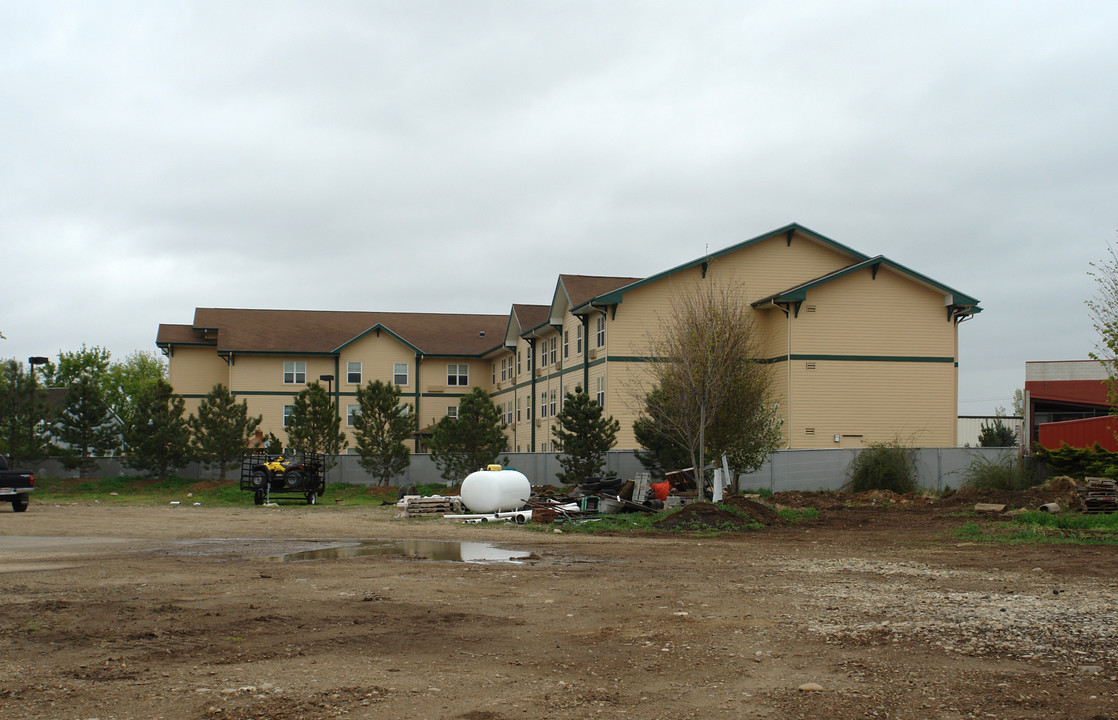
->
(26, 446, 1015, 493)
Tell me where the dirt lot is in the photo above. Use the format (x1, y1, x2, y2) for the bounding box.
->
(2, 497, 1118, 720)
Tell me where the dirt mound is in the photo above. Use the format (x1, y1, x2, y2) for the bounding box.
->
(940, 476, 1084, 511)
(720, 495, 783, 525)
(769, 490, 850, 510)
(654, 502, 759, 531)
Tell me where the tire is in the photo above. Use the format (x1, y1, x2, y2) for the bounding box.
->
(305, 492, 316, 505)
(250, 470, 268, 489)
(12, 494, 29, 512)
(284, 470, 303, 489)
(254, 489, 265, 506)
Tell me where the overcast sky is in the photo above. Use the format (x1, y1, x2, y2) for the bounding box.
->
(3, 1, 1115, 416)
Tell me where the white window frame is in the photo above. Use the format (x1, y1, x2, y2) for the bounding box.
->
(393, 363, 409, 386)
(501, 358, 507, 382)
(596, 316, 605, 348)
(447, 405, 458, 419)
(540, 392, 547, 418)
(595, 376, 605, 407)
(549, 336, 557, 364)
(577, 325, 583, 354)
(447, 364, 468, 386)
(283, 361, 306, 385)
(549, 389, 557, 417)
(563, 330, 569, 359)
(347, 404, 361, 427)
(347, 361, 362, 385)
(283, 404, 295, 427)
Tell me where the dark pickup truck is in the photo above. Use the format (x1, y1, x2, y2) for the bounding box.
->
(0, 455, 34, 512)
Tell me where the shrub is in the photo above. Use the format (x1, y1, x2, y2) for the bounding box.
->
(961, 451, 1037, 491)
(843, 440, 919, 494)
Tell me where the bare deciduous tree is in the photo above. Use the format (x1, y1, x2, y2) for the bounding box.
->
(636, 279, 778, 499)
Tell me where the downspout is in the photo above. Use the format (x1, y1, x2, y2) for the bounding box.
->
(580, 314, 591, 392)
(414, 353, 422, 452)
(767, 300, 792, 449)
(527, 338, 537, 450)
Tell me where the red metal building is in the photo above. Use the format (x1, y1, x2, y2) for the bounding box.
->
(1025, 360, 1113, 451)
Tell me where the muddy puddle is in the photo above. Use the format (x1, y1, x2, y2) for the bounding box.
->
(267, 538, 534, 564)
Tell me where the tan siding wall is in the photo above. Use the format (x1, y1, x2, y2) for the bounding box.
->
(167, 347, 230, 397)
(791, 267, 955, 358)
(788, 360, 956, 448)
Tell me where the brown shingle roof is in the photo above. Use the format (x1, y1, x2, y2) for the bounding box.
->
(511, 304, 550, 332)
(156, 323, 208, 346)
(170, 308, 507, 356)
(559, 275, 641, 309)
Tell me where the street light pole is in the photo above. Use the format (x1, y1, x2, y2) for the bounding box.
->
(26, 356, 49, 466)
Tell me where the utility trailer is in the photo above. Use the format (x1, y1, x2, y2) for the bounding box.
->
(239, 451, 326, 506)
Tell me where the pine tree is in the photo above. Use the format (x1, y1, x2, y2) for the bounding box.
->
(189, 384, 262, 481)
(428, 387, 507, 484)
(54, 373, 120, 478)
(552, 386, 619, 485)
(352, 380, 414, 486)
(122, 379, 191, 480)
(0, 360, 54, 465)
(286, 382, 347, 457)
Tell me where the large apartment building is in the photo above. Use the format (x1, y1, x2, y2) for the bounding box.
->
(156, 223, 981, 452)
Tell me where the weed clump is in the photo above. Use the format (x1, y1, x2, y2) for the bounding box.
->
(843, 440, 919, 494)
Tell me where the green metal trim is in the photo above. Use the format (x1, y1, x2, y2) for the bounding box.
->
(767, 354, 957, 364)
(332, 323, 420, 354)
(752, 255, 981, 312)
(578, 223, 869, 309)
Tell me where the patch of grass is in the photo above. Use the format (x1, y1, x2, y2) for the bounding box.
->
(33, 475, 403, 507)
(777, 507, 820, 523)
(951, 513, 1118, 545)
(738, 487, 773, 498)
(536, 511, 670, 534)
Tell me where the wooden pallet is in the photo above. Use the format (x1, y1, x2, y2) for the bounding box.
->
(399, 496, 463, 516)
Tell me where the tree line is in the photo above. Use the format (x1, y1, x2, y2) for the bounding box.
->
(2, 279, 787, 494)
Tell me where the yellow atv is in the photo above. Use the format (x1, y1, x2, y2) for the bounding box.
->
(240, 451, 326, 505)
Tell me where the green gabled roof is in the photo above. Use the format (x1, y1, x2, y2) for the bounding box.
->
(583, 223, 869, 309)
(752, 255, 982, 315)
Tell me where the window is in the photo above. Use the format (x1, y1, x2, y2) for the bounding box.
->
(347, 361, 362, 385)
(549, 336, 557, 364)
(283, 361, 306, 385)
(347, 404, 360, 427)
(540, 342, 548, 367)
(394, 363, 409, 386)
(595, 376, 605, 407)
(283, 405, 294, 427)
(396, 404, 410, 415)
(526, 399, 532, 421)
(549, 390, 557, 417)
(540, 392, 547, 418)
(596, 316, 605, 348)
(492, 362, 496, 384)
(517, 351, 522, 375)
(447, 406, 458, 419)
(526, 345, 533, 371)
(576, 325, 583, 354)
(516, 397, 521, 422)
(541, 443, 547, 453)
(447, 364, 468, 386)
(506, 401, 512, 425)
(501, 358, 507, 382)
(563, 330, 569, 359)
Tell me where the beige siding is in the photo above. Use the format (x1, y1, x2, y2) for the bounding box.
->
(790, 267, 955, 358)
(167, 347, 230, 397)
(788, 360, 956, 448)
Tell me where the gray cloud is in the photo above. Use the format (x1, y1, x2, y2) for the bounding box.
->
(3, 0, 1115, 415)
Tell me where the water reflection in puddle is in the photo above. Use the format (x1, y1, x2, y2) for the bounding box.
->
(267, 539, 533, 564)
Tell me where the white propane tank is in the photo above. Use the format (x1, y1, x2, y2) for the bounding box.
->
(460, 465, 531, 514)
